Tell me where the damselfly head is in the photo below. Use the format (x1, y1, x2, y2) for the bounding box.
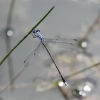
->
(33, 29, 40, 33)
(33, 30, 38, 37)
(33, 29, 40, 37)
(33, 30, 37, 33)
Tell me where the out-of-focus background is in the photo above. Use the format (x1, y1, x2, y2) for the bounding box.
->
(0, 0, 100, 100)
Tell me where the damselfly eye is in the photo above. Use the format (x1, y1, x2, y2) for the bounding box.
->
(33, 30, 36, 33)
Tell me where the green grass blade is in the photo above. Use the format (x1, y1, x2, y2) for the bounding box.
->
(0, 6, 55, 66)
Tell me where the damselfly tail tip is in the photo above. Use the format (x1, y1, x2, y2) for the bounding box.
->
(64, 82, 68, 87)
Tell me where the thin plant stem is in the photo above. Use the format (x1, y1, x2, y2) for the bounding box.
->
(26, 62, 100, 92)
(0, 62, 99, 94)
(0, 65, 28, 94)
(56, 62, 100, 84)
(30, 62, 100, 91)
(5, 0, 16, 86)
(79, 14, 100, 46)
(6, 0, 16, 28)
(0, 6, 55, 66)
(36, 62, 100, 91)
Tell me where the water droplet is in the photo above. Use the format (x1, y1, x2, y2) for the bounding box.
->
(81, 42, 87, 48)
(58, 81, 64, 87)
(7, 30, 13, 36)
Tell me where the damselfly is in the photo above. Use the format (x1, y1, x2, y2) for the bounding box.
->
(24, 29, 78, 86)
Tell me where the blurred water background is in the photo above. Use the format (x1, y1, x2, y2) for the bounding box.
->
(0, 0, 100, 100)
